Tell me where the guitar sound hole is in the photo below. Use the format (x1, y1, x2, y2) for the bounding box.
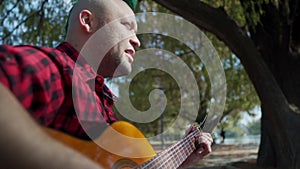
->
(112, 158, 139, 169)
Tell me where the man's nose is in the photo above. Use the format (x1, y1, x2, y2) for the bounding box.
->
(130, 35, 141, 48)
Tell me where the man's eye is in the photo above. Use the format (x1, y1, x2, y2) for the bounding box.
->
(122, 22, 132, 29)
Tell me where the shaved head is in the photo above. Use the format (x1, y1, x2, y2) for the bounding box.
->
(63, 0, 140, 77)
(65, 0, 135, 50)
(66, 0, 134, 33)
(66, 0, 106, 31)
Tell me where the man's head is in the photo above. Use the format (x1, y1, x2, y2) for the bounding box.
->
(65, 0, 140, 77)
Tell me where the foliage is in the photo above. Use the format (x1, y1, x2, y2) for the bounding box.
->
(201, 0, 278, 31)
(246, 119, 261, 135)
(201, 0, 247, 27)
(0, 0, 72, 47)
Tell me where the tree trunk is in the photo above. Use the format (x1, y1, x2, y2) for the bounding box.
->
(249, 2, 300, 168)
(257, 106, 276, 167)
(257, 105, 276, 167)
(152, 0, 300, 168)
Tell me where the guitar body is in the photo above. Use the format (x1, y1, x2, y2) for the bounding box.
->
(45, 121, 156, 168)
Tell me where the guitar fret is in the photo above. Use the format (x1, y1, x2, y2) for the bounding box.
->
(166, 146, 180, 168)
(141, 140, 180, 168)
(139, 128, 200, 169)
(151, 131, 197, 168)
(162, 139, 186, 168)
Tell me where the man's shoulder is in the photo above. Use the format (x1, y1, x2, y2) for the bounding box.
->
(0, 44, 68, 66)
(0, 44, 60, 58)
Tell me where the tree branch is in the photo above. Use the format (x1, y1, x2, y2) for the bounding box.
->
(37, 0, 48, 43)
(2, 11, 38, 42)
(152, 0, 289, 114)
(2, 0, 47, 43)
(0, 0, 21, 26)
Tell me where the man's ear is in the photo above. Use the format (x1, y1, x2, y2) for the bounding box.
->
(78, 10, 95, 33)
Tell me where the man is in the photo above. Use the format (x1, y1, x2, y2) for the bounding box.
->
(0, 0, 213, 168)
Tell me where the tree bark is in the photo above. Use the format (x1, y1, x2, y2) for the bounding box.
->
(152, 0, 300, 168)
(257, 106, 276, 167)
(247, 1, 300, 168)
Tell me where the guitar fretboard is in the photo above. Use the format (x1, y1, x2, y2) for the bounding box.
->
(136, 129, 200, 169)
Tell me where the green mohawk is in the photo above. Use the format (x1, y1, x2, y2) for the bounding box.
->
(70, 0, 138, 10)
(123, 0, 138, 11)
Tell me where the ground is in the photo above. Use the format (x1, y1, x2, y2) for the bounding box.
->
(152, 141, 265, 169)
(189, 143, 260, 169)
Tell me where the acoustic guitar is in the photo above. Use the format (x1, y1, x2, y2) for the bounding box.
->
(45, 121, 201, 169)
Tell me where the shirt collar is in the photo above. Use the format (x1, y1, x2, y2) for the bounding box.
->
(56, 42, 85, 66)
(56, 42, 100, 83)
(56, 42, 117, 101)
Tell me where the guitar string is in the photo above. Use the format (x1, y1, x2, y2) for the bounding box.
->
(152, 141, 185, 168)
(139, 123, 201, 168)
(154, 131, 198, 169)
(140, 129, 199, 169)
(138, 139, 185, 168)
(155, 131, 199, 169)
(155, 130, 198, 168)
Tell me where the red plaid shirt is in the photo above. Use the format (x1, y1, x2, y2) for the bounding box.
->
(0, 42, 118, 139)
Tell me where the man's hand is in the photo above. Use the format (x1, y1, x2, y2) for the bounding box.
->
(179, 125, 213, 168)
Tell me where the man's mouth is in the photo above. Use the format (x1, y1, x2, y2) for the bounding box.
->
(125, 49, 135, 62)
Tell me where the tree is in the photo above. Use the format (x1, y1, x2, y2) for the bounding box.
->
(0, 0, 72, 46)
(151, 0, 300, 168)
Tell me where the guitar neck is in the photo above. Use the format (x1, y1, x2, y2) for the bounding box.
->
(138, 129, 199, 169)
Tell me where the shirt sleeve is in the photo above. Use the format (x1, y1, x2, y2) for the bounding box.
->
(0, 45, 18, 89)
(0, 45, 65, 124)
(0, 45, 26, 94)
(0, 45, 41, 108)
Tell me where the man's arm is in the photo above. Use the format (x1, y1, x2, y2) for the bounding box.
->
(0, 83, 103, 169)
